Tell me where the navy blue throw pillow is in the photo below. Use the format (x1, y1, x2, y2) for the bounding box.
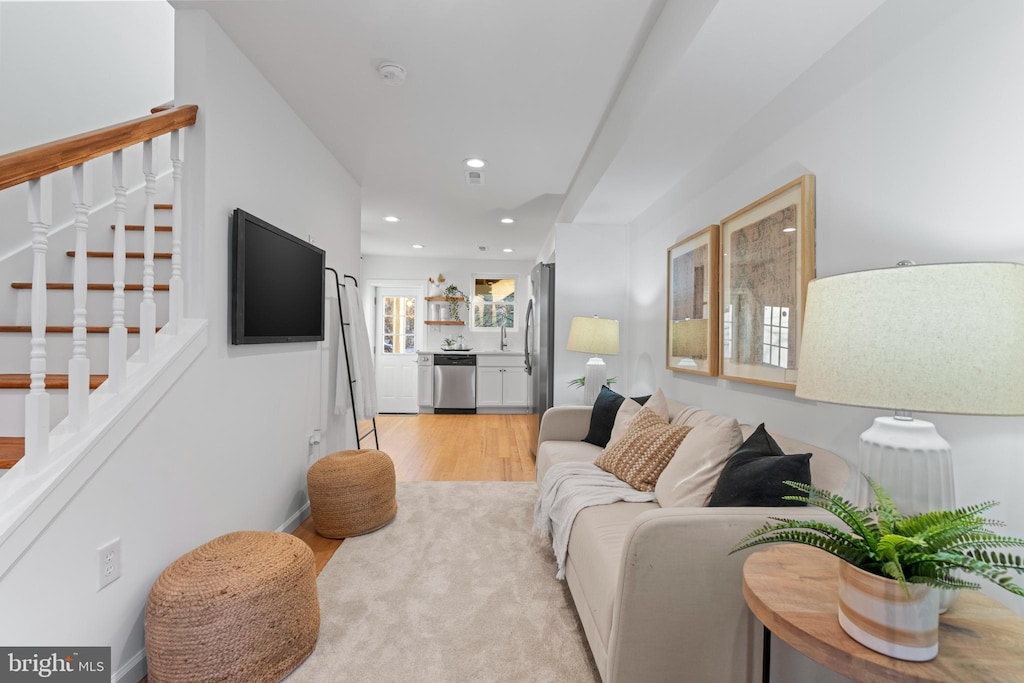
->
(707, 423, 811, 507)
(581, 386, 626, 447)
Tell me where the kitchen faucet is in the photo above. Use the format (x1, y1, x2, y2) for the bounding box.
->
(500, 323, 508, 351)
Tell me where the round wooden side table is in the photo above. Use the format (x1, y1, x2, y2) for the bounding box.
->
(742, 545, 1024, 683)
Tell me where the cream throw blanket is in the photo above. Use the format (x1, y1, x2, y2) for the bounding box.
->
(534, 461, 656, 580)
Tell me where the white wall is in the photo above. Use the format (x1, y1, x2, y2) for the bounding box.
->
(551, 223, 630, 406)
(0, 9, 361, 681)
(627, 0, 1024, 617)
(361, 254, 534, 354)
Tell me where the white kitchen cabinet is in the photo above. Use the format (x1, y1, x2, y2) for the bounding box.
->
(417, 354, 433, 411)
(476, 355, 528, 411)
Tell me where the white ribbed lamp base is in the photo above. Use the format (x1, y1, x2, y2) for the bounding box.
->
(858, 416, 957, 612)
(582, 357, 607, 406)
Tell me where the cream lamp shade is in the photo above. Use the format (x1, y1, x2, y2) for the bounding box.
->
(796, 262, 1024, 415)
(567, 316, 619, 405)
(796, 261, 1024, 612)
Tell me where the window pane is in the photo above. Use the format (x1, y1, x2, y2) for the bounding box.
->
(405, 316, 415, 334)
(404, 335, 416, 353)
(471, 276, 517, 328)
(383, 334, 394, 354)
(404, 297, 416, 318)
(384, 318, 394, 334)
(384, 297, 395, 316)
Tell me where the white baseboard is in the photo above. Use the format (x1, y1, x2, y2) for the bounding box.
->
(114, 647, 147, 683)
(278, 500, 311, 534)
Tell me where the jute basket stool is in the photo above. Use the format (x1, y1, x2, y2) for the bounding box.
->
(144, 531, 319, 683)
(307, 448, 397, 538)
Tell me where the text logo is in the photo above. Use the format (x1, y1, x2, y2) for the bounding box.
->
(2, 648, 109, 682)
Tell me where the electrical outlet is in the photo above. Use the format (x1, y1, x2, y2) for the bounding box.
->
(98, 538, 121, 590)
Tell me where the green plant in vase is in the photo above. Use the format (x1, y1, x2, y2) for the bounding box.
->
(443, 283, 467, 322)
(731, 477, 1024, 660)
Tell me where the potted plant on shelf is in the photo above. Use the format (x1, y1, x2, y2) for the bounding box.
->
(443, 283, 467, 322)
(731, 478, 1024, 662)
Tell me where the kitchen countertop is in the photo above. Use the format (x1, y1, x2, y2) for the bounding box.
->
(419, 350, 521, 356)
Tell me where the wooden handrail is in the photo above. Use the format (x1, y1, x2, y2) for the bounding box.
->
(0, 104, 198, 192)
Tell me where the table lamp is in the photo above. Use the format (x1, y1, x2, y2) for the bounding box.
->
(567, 316, 619, 405)
(796, 261, 1024, 516)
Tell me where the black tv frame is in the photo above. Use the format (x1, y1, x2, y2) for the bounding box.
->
(230, 208, 326, 344)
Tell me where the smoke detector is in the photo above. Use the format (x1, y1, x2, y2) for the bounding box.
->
(465, 170, 485, 186)
(377, 62, 407, 85)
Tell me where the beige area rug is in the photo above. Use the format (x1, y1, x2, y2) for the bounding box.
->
(286, 481, 600, 683)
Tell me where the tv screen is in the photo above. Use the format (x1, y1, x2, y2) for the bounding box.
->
(230, 209, 325, 344)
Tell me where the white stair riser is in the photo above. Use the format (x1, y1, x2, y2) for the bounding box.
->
(0, 390, 70, 436)
(0, 333, 140, 374)
(49, 257, 172, 284)
(13, 289, 169, 327)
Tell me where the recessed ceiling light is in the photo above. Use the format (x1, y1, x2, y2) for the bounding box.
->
(503, 248, 513, 253)
(411, 244, 424, 249)
(782, 227, 796, 233)
(464, 158, 486, 169)
(384, 215, 400, 223)
(500, 217, 515, 224)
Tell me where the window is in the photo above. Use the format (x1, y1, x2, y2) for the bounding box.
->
(381, 294, 417, 354)
(471, 276, 516, 329)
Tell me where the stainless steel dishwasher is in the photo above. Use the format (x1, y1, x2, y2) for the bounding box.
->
(432, 353, 477, 414)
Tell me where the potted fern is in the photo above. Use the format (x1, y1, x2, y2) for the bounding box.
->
(731, 478, 1024, 661)
(443, 283, 467, 322)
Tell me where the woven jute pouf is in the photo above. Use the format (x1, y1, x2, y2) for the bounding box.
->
(307, 448, 397, 538)
(145, 531, 319, 683)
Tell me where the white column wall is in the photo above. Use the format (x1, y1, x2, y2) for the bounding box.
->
(0, 10, 361, 681)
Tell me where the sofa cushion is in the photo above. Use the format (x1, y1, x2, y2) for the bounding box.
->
(565, 501, 659, 651)
(608, 389, 670, 446)
(654, 416, 744, 507)
(536, 440, 603, 484)
(582, 386, 650, 448)
(595, 407, 692, 492)
(707, 424, 812, 506)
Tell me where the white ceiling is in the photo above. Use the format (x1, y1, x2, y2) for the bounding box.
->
(173, 0, 889, 261)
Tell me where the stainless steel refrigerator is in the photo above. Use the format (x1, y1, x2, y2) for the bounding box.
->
(525, 262, 555, 453)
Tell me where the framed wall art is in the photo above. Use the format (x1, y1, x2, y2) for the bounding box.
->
(719, 175, 815, 390)
(667, 224, 720, 376)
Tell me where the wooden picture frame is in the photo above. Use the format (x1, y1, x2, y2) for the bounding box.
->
(719, 175, 815, 390)
(667, 224, 720, 376)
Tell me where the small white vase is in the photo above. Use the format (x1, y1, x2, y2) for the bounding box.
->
(837, 560, 939, 661)
(429, 283, 442, 297)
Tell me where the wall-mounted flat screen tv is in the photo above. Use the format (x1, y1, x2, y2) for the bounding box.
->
(230, 208, 325, 344)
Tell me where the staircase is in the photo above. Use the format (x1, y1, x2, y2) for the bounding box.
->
(0, 206, 175, 470)
(0, 105, 204, 557)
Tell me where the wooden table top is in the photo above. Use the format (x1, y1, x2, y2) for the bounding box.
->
(742, 545, 1024, 683)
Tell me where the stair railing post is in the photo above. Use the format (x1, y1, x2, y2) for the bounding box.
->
(68, 164, 92, 429)
(108, 151, 128, 392)
(24, 177, 52, 472)
(139, 139, 157, 361)
(168, 129, 183, 334)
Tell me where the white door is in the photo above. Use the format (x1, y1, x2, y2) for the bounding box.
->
(375, 288, 421, 413)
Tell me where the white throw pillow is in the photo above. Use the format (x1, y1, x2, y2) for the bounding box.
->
(608, 389, 669, 448)
(654, 415, 744, 507)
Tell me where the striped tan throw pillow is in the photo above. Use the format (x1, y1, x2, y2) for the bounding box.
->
(594, 406, 692, 491)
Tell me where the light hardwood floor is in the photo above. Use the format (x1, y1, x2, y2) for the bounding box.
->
(293, 413, 536, 572)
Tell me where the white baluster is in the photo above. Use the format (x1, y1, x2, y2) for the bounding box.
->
(24, 177, 52, 472)
(140, 139, 156, 361)
(108, 151, 128, 392)
(68, 164, 92, 429)
(168, 129, 183, 335)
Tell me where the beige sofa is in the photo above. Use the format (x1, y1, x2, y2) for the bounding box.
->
(536, 399, 851, 683)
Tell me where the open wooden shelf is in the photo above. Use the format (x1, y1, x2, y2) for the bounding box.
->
(425, 320, 465, 326)
(425, 296, 466, 302)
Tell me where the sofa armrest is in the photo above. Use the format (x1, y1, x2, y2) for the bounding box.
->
(605, 506, 835, 683)
(538, 405, 593, 445)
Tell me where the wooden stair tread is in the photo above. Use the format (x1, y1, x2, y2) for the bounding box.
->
(0, 373, 107, 390)
(0, 437, 24, 469)
(154, 203, 172, 210)
(11, 282, 170, 291)
(0, 325, 150, 334)
(110, 224, 172, 232)
(67, 250, 172, 259)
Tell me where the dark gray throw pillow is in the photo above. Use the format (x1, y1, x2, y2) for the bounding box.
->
(581, 386, 651, 448)
(706, 423, 811, 507)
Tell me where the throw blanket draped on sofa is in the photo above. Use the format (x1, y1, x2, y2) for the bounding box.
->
(534, 462, 656, 579)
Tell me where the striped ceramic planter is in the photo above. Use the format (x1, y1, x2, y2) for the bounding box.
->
(837, 560, 939, 661)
